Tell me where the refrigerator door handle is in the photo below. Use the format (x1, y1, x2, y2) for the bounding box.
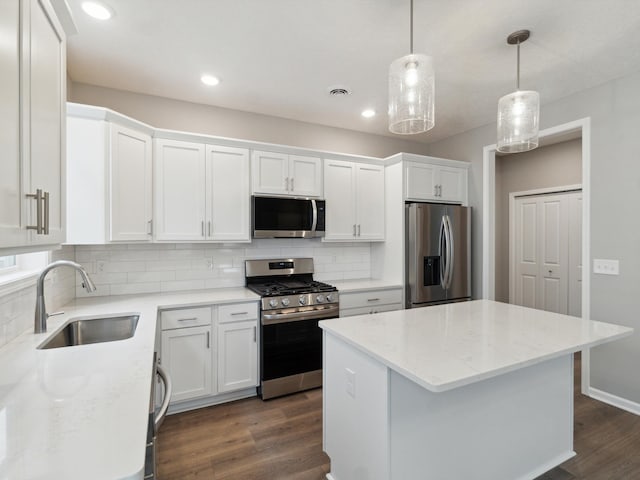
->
(445, 215, 455, 290)
(439, 216, 447, 288)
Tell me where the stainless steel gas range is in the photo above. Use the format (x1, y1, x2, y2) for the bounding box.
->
(245, 258, 339, 400)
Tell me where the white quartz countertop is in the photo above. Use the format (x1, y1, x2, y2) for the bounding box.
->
(331, 279, 402, 293)
(319, 300, 634, 393)
(0, 287, 259, 480)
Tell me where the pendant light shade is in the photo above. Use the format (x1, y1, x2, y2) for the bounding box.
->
(388, 0, 435, 135)
(496, 30, 539, 153)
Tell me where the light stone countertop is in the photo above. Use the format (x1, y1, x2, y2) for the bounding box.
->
(0, 287, 259, 480)
(319, 299, 634, 393)
(331, 279, 403, 293)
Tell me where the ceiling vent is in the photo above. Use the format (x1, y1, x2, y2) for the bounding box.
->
(328, 87, 351, 96)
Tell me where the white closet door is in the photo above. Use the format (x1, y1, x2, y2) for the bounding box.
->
(512, 191, 581, 315)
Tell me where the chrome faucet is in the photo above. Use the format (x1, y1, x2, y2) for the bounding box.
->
(34, 260, 97, 333)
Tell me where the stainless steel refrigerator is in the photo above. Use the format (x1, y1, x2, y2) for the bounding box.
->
(405, 203, 471, 308)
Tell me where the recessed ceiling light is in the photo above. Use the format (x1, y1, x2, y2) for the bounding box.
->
(201, 74, 220, 86)
(81, 1, 113, 20)
(361, 109, 376, 118)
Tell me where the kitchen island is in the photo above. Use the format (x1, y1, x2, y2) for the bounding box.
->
(319, 300, 633, 480)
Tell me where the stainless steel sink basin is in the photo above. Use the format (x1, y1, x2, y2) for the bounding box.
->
(38, 314, 139, 349)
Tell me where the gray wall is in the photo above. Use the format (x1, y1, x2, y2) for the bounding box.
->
(427, 70, 640, 404)
(495, 139, 582, 302)
(68, 82, 431, 159)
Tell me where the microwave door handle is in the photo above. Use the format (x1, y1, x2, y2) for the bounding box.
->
(311, 199, 318, 232)
(439, 217, 447, 288)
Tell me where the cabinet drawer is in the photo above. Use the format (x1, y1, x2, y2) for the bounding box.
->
(340, 303, 403, 318)
(218, 302, 259, 324)
(161, 307, 212, 330)
(339, 288, 403, 310)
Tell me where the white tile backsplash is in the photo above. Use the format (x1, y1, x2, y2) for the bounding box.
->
(74, 239, 371, 297)
(0, 246, 76, 347)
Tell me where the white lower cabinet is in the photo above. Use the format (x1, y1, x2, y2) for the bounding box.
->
(339, 287, 403, 317)
(159, 301, 259, 408)
(217, 320, 258, 393)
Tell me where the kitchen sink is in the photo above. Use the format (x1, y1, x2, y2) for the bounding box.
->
(38, 314, 139, 349)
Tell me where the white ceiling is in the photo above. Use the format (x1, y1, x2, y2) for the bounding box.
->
(65, 0, 640, 144)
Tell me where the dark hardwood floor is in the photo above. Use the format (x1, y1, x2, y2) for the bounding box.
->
(157, 354, 640, 479)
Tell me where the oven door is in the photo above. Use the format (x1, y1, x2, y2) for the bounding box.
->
(260, 305, 337, 398)
(252, 196, 324, 238)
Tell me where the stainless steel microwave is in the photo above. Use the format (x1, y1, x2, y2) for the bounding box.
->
(252, 196, 325, 238)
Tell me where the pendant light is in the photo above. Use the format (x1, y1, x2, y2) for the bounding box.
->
(388, 0, 435, 135)
(497, 30, 540, 153)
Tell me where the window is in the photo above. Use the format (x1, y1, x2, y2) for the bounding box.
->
(0, 252, 48, 292)
(0, 256, 17, 272)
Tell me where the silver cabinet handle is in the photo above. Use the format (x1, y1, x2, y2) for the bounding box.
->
(147, 219, 153, 235)
(155, 364, 172, 431)
(177, 317, 198, 322)
(367, 298, 380, 302)
(26, 189, 44, 234)
(231, 311, 248, 316)
(253, 326, 257, 342)
(208, 221, 212, 237)
(291, 178, 294, 191)
(201, 220, 205, 237)
(357, 224, 361, 236)
(285, 177, 289, 191)
(353, 224, 356, 236)
(434, 185, 438, 197)
(43, 191, 50, 234)
(206, 331, 210, 349)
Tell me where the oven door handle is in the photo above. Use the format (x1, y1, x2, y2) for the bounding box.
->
(262, 305, 339, 325)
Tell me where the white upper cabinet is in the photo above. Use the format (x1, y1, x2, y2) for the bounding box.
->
(66, 113, 153, 244)
(154, 139, 207, 241)
(324, 159, 385, 242)
(0, 0, 69, 253)
(206, 145, 250, 242)
(110, 124, 153, 241)
(252, 150, 322, 197)
(155, 138, 250, 242)
(405, 159, 468, 205)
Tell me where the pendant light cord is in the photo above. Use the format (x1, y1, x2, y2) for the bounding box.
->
(410, 0, 414, 54)
(516, 39, 520, 90)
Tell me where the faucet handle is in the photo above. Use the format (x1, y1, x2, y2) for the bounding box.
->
(47, 311, 65, 318)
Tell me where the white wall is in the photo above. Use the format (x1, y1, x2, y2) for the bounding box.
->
(427, 70, 640, 405)
(69, 82, 431, 159)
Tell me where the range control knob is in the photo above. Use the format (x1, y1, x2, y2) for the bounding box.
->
(299, 295, 307, 305)
(281, 297, 291, 307)
(269, 299, 279, 308)
(316, 294, 325, 303)
(326, 293, 334, 303)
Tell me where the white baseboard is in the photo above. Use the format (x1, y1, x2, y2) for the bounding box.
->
(325, 475, 336, 480)
(588, 387, 640, 416)
(166, 387, 257, 415)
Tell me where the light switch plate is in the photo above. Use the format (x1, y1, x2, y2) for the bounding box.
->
(593, 259, 619, 275)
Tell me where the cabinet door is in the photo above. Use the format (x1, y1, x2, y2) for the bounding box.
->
(161, 325, 213, 403)
(324, 159, 356, 241)
(438, 166, 467, 204)
(405, 162, 438, 201)
(251, 150, 289, 195)
(217, 320, 258, 393)
(154, 139, 206, 241)
(28, 0, 66, 246)
(206, 145, 250, 242)
(355, 164, 385, 240)
(289, 155, 322, 197)
(0, 0, 26, 249)
(110, 124, 152, 242)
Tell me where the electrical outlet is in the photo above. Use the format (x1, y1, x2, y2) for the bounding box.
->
(96, 260, 107, 273)
(345, 368, 356, 398)
(593, 259, 619, 275)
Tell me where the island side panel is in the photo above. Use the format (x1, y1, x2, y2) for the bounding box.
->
(390, 354, 575, 480)
(323, 332, 390, 480)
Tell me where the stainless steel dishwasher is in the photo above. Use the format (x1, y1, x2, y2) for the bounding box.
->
(145, 353, 172, 479)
